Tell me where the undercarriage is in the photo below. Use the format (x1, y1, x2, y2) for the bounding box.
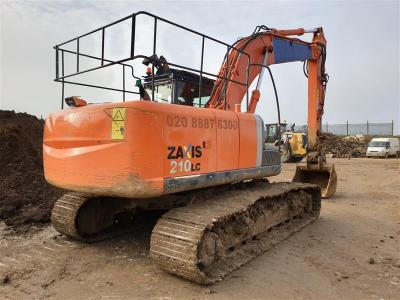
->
(51, 180, 321, 284)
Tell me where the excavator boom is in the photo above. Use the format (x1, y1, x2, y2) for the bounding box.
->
(206, 26, 336, 197)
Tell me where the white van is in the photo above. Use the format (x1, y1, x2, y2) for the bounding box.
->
(366, 137, 399, 158)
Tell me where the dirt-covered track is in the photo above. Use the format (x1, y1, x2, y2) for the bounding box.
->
(150, 182, 320, 284)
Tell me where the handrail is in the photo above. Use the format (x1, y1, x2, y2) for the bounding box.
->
(55, 11, 247, 52)
(54, 11, 251, 109)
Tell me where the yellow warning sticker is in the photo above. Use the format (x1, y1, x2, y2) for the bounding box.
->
(111, 108, 126, 140)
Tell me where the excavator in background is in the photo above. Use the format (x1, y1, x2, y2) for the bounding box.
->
(44, 12, 337, 284)
(265, 123, 307, 163)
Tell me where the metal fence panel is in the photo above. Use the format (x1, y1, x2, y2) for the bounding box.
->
(323, 124, 349, 135)
(348, 123, 368, 135)
(368, 123, 394, 135)
(296, 121, 394, 136)
(323, 122, 394, 136)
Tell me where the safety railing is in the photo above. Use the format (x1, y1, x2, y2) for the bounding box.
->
(54, 11, 251, 109)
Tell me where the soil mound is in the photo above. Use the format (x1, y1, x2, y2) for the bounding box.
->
(321, 133, 368, 158)
(0, 110, 63, 226)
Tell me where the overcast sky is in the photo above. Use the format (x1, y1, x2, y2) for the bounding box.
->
(1, 0, 399, 132)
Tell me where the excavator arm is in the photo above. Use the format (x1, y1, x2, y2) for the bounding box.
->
(207, 27, 336, 197)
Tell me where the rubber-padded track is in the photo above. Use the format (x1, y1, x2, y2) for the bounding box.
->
(150, 182, 321, 284)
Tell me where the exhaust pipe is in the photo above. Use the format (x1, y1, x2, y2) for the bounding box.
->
(293, 162, 337, 198)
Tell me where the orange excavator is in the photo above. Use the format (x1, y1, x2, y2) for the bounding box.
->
(45, 12, 337, 284)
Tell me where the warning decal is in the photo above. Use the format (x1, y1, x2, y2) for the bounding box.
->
(111, 107, 126, 140)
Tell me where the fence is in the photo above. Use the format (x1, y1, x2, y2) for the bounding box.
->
(295, 121, 395, 136)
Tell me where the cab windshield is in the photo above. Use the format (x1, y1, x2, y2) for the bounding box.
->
(369, 141, 389, 148)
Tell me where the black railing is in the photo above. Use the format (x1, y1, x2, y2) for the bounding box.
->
(54, 11, 251, 109)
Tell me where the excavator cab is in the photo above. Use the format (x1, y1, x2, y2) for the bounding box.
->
(142, 69, 215, 107)
(265, 123, 287, 143)
(140, 55, 215, 107)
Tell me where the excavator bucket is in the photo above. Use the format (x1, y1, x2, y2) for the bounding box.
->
(293, 162, 337, 198)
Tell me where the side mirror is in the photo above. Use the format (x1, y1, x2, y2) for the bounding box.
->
(65, 96, 87, 107)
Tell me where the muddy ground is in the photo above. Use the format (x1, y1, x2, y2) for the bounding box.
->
(0, 158, 399, 300)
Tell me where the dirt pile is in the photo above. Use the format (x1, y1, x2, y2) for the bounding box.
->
(0, 110, 63, 226)
(321, 133, 367, 158)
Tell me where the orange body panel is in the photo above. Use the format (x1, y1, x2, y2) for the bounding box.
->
(238, 113, 257, 168)
(43, 101, 264, 198)
(215, 110, 239, 171)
